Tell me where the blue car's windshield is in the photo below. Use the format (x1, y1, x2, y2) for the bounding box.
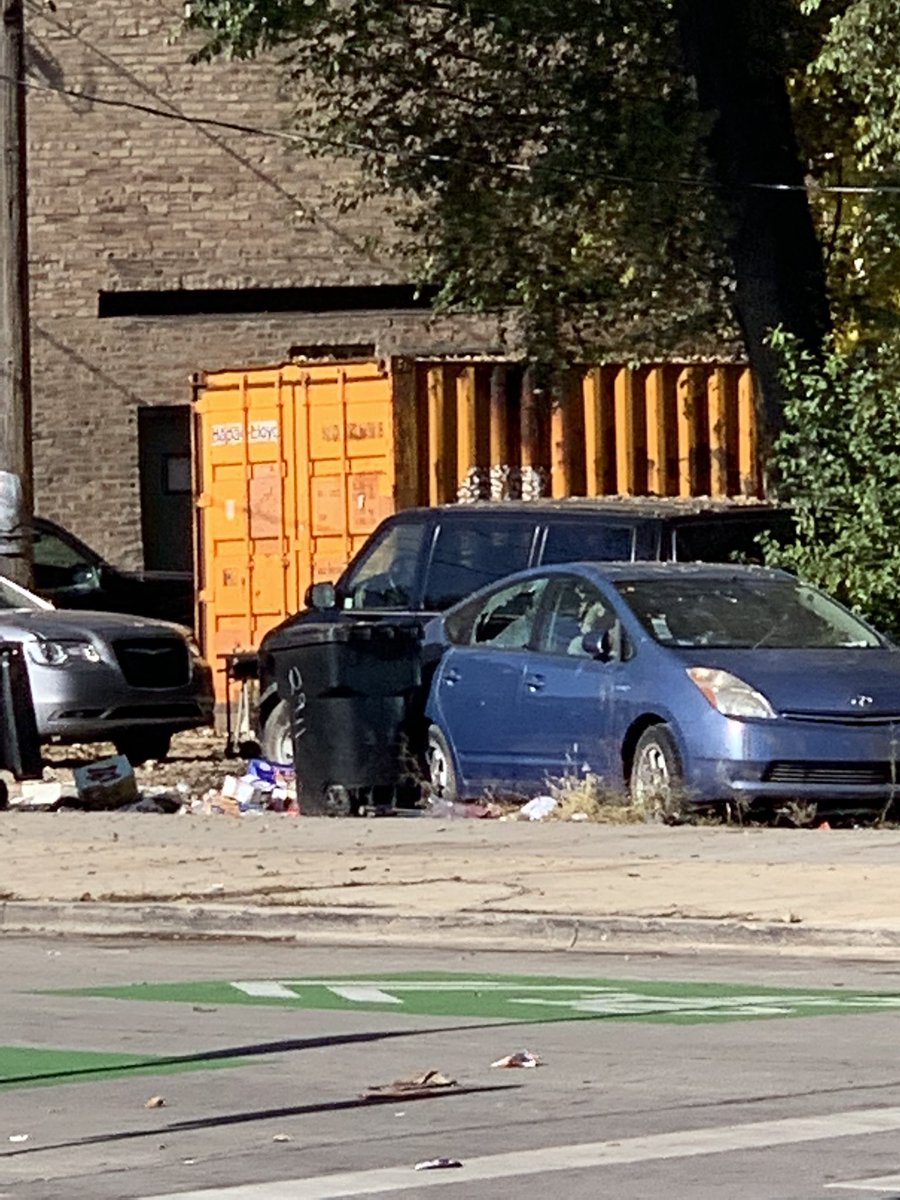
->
(616, 578, 882, 650)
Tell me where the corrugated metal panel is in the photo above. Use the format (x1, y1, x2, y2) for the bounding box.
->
(194, 358, 760, 695)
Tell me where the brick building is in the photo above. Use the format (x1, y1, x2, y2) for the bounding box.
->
(25, 0, 498, 572)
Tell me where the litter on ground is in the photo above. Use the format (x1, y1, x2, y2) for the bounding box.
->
(362, 1070, 457, 1102)
(491, 1050, 541, 1069)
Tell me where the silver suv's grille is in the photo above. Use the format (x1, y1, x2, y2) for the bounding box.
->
(113, 638, 189, 689)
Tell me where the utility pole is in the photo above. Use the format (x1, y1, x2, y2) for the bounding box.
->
(0, 0, 31, 588)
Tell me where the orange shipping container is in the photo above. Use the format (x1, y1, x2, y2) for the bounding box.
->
(193, 358, 760, 694)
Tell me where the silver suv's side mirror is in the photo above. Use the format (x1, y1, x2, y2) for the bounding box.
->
(305, 581, 336, 611)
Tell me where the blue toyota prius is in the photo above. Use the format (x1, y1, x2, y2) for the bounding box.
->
(423, 562, 900, 814)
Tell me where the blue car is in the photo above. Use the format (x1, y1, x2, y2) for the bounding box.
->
(423, 563, 900, 814)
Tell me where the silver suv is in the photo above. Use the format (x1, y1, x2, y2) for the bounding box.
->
(0, 574, 214, 763)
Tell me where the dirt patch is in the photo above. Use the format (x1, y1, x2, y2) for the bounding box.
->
(40, 728, 233, 801)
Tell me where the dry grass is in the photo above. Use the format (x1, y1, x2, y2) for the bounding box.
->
(543, 770, 710, 825)
(544, 772, 652, 824)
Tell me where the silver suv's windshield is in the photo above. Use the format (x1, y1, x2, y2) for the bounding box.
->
(0, 575, 49, 612)
(616, 577, 882, 650)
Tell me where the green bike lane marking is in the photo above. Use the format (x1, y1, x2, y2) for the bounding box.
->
(0, 1045, 245, 1093)
(50, 971, 900, 1025)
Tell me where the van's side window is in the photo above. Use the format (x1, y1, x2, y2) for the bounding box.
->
(341, 521, 427, 609)
(542, 522, 634, 565)
(423, 523, 535, 610)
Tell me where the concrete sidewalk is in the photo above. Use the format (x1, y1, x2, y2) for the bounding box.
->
(3, 813, 900, 952)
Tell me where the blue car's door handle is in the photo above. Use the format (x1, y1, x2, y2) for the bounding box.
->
(443, 667, 461, 685)
(525, 673, 546, 692)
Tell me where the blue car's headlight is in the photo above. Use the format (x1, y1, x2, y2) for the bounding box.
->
(687, 667, 775, 719)
(28, 639, 102, 666)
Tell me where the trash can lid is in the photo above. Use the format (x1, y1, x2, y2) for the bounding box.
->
(272, 616, 422, 649)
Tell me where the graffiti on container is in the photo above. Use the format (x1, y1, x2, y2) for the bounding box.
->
(249, 420, 279, 444)
(457, 464, 549, 502)
(287, 665, 307, 743)
(211, 423, 244, 447)
(211, 420, 279, 446)
(321, 421, 385, 443)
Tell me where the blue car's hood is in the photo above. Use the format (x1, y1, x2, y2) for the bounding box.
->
(677, 647, 900, 717)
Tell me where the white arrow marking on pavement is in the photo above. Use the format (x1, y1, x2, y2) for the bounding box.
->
(230, 982, 298, 999)
(134, 1104, 900, 1199)
(326, 986, 402, 1004)
(509, 991, 900, 1017)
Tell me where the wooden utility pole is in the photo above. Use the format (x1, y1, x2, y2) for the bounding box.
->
(0, 0, 31, 587)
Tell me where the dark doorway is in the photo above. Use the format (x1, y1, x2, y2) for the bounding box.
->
(138, 406, 193, 573)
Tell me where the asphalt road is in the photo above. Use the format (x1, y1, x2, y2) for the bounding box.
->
(5, 939, 900, 1199)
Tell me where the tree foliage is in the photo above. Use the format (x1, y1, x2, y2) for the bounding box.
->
(763, 329, 900, 634)
(185, 0, 827, 368)
(797, 0, 900, 340)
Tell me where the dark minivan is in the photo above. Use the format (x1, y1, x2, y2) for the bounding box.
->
(255, 497, 792, 761)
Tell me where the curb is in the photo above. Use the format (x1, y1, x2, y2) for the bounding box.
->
(3, 900, 900, 955)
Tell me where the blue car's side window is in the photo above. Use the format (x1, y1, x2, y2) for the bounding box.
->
(470, 578, 549, 650)
(539, 578, 613, 657)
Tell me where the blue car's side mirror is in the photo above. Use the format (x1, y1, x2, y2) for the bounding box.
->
(582, 629, 615, 662)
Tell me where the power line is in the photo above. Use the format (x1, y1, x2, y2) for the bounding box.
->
(11, 70, 900, 198)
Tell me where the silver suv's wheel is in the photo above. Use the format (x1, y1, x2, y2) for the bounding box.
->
(630, 724, 685, 822)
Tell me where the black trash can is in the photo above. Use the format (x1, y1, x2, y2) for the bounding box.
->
(279, 619, 424, 814)
(0, 641, 43, 802)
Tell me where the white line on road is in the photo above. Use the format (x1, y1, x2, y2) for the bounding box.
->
(326, 987, 403, 1004)
(827, 1175, 900, 1192)
(135, 1104, 900, 1200)
(230, 982, 298, 999)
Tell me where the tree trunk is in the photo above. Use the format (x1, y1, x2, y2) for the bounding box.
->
(676, 0, 830, 441)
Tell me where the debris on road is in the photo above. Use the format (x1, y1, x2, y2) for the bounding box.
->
(8, 1134, 29, 1143)
(518, 795, 557, 821)
(144, 1095, 166, 1109)
(10, 780, 64, 809)
(73, 755, 138, 810)
(19, 736, 303, 818)
(414, 1158, 463, 1171)
(426, 798, 495, 819)
(362, 1069, 457, 1102)
(272, 1134, 292, 1143)
(490, 1050, 541, 1069)
(183, 758, 298, 817)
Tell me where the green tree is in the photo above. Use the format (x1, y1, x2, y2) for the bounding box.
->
(763, 329, 900, 634)
(186, 0, 832, 426)
(797, 0, 900, 341)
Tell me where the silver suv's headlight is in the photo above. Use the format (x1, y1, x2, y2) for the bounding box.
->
(687, 667, 775, 719)
(28, 639, 102, 666)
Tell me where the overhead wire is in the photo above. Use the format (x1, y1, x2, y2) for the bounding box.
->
(6, 70, 900, 197)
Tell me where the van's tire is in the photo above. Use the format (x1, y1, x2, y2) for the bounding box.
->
(260, 700, 293, 765)
(114, 730, 172, 767)
(630, 724, 685, 822)
(426, 725, 459, 805)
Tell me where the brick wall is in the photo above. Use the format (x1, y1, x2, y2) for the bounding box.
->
(26, 0, 496, 567)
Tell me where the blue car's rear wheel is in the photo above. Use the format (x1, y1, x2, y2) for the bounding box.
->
(631, 724, 684, 821)
(426, 725, 458, 805)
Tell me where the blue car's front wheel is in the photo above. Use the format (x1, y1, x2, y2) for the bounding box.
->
(631, 724, 685, 822)
(426, 725, 459, 805)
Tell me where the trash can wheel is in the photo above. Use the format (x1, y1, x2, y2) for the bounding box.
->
(324, 784, 353, 817)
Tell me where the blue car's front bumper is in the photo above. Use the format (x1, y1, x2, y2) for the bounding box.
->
(683, 714, 900, 807)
